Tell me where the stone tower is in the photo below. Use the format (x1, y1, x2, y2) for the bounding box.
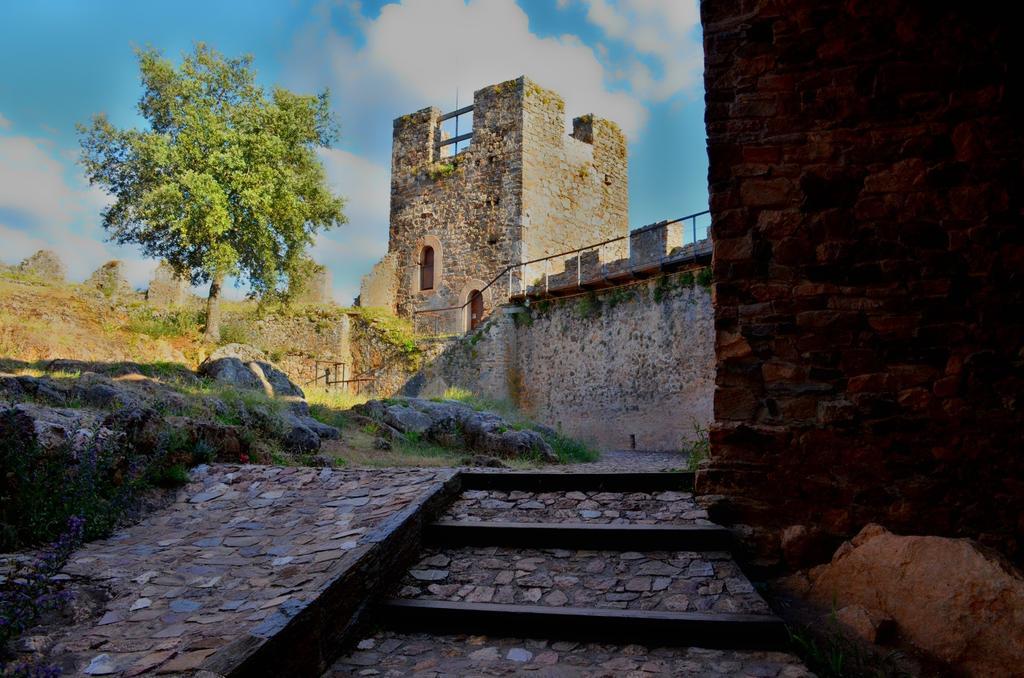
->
(360, 76, 628, 332)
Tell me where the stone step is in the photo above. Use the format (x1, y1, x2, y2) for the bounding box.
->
(379, 599, 789, 651)
(426, 520, 732, 551)
(459, 471, 694, 493)
(443, 487, 709, 525)
(395, 546, 771, 616)
(326, 630, 813, 676)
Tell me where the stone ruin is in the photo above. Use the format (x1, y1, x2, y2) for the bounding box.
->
(15, 249, 66, 282)
(146, 261, 191, 308)
(83, 260, 133, 298)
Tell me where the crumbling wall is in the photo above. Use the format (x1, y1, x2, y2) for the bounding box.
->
(700, 0, 1023, 564)
(146, 262, 191, 308)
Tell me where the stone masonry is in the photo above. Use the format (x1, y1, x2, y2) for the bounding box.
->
(408, 271, 715, 450)
(699, 1, 1024, 565)
(360, 76, 628, 332)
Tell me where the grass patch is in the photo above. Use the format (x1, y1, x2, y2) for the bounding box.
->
(149, 463, 191, 488)
(544, 431, 600, 464)
(686, 422, 709, 472)
(125, 306, 202, 339)
(304, 386, 368, 430)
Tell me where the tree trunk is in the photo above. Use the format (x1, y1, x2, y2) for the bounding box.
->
(203, 273, 224, 343)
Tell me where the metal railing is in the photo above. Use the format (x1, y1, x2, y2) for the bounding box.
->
(412, 209, 711, 336)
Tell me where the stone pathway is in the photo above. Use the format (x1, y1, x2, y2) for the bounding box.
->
(326, 632, 813, 677)
(31, 464, 451, 676)
(326, 472, 811, 676)
(396, 546, 771, 614)
(567, 449, 689, 473)
(443, 488, 710, 524)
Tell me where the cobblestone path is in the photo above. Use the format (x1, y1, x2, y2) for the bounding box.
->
(328, 632, 811, 677)
(328, 473, 812, 677)
(442, 488, 711, 524)
(36, 464, 451, 676)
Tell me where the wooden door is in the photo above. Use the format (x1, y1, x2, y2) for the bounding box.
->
(469, 290, 483, 330)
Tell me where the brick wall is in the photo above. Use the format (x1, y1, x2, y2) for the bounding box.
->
(699, 1, 1023, 565)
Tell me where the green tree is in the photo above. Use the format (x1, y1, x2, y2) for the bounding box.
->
(79, 43, 345, 341)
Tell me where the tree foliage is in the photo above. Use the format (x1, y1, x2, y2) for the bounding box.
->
(79, 44, 345, 336)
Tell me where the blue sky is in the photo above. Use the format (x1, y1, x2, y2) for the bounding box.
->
(0, 0, 707, 303)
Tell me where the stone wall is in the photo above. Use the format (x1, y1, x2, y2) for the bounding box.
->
(359, 254, 399, 312)
(699, 1, 1023, 564)
(408, 270, 715, 451)
(146, 262, 191, 308)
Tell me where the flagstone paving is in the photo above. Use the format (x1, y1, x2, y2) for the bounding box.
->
(395, 546, 771, 614)
(442, 489, 710, 525)
(33, 464, 451, 676)
(326, 632, 814, 677)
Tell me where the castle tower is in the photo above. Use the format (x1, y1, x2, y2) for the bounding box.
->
(360, 76, 628, 332)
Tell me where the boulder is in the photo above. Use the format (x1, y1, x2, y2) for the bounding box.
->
(17, 250, 65, 282)
(383, 405, 433, 434)
(10, 403, 99, 452)
(199, 344, 305, 399)
(783, 523, 1024, 676)
(354, 397, 556, 462)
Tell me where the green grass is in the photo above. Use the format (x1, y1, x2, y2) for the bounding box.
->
(150, 463, 191, 488)
(126, 306, 203, 339)
(544, 431, 599, 464)
(685, 421, 709, 472)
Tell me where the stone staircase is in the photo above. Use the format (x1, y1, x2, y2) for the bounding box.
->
(325, 472, 811, 676)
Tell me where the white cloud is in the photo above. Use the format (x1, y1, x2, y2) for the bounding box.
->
(0, 127, 153, 289)
(313, 147, 392, 303)
(573, 0, 703, 101)
(294, 0, 647, 139)
(0, 134, 83, 226)
(0, 113, 10, 130)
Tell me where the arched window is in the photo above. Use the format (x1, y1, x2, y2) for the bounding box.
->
(419, 246, 435, 291)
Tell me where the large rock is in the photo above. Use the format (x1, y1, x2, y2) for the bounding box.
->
(783, 524, 1024, 676)
(198, 344, 305, 399)
(354, 397, 556, 462)
(17, 250, 65, 282)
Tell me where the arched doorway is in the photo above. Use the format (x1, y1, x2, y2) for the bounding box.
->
(467, 290, 483, 331)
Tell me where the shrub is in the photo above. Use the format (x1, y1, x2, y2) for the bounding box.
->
(0, 412, 140, 549)
(686, 422, 709, 472)
(0, 516, 83, 653)
(218, 320, 252, 345)
(696, 267, 713, 288)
